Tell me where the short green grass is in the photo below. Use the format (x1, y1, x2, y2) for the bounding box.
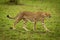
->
(0, 0, 60, 40)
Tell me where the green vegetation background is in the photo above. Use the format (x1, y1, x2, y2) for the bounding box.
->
(0, 0, 60, 40)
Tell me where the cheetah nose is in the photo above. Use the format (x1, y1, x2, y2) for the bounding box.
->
(49, 16, 51, 18)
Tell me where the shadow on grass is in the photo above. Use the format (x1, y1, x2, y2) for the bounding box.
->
(10, 28, 54, 34)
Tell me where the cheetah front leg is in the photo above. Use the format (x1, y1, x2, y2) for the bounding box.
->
(22, 19, 30, 31)
(41, 19, 51, 32)
(33, 21, 37, 31)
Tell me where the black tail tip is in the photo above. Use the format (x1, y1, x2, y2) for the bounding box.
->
(7, 15, 9, 17)
(10, 27, 13, 29)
